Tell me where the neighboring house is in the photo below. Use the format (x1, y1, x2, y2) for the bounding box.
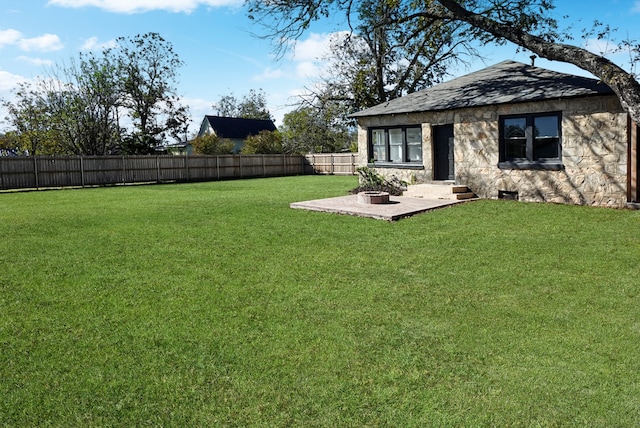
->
(156, 141, 193, 155)
(0, 148, 20, 156)
(197, 115, 277, 153)
(350, 60, 640, 208)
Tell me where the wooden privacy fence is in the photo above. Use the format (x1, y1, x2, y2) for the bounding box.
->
(0, 153, 357, 190)
(303, 153, 357, 175)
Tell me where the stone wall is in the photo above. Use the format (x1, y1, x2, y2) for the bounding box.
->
(356, 95, 629, 207)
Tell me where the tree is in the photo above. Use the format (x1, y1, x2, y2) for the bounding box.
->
(332, 0, 471, 108)
(2, 32, 190, 155)
(247, 0, 640, 124)
(214, 94, 241, 118)
(432, 0, 640, 124)
(4, 56, 123, 155)
(213, 89, 273, 120)
(291, 0, 474, 132)
(191, 133, 234, 155)
(241, 130, 283, 154)
(109, 32, 189, 153)
(281, 106, 353, 153)
(0, 131, 23, 155)
(2, 81, 58, 155)
(58, 54, 123, 155)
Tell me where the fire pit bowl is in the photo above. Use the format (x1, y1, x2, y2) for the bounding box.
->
(357, 191, 390, 204)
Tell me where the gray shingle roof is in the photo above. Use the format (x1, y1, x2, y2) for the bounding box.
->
(350, 60, 614, 118)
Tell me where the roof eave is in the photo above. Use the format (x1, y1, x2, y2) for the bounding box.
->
(350, 91, 617, 120)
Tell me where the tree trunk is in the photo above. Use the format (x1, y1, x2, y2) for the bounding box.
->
(436, 0, 640, 125)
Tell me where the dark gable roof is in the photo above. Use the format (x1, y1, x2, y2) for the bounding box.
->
(351, 60, 614, 118)
(205, 115, 277, 139)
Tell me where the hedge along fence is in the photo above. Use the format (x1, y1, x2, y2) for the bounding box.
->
(0, 153, 357, 191)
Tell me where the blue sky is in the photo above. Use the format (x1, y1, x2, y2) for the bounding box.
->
(1, 0, 640, 137)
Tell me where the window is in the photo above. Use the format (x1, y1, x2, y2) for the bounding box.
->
(372, 129, 386, 161)
(369, 126, 422, 164)
(499, 112, 562, 169)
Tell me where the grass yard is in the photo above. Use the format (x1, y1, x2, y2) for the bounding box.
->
(1, 175, 639, 426)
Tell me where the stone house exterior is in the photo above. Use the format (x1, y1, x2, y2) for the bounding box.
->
(351, 60, 640, 208)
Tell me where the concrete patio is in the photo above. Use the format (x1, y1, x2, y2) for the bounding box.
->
(290, 194, 472, 221)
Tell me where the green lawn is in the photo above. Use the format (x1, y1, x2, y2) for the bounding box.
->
(1, 176, 639, 426)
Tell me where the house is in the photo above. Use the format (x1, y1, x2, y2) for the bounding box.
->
(0, 148, 20, 156)
(350, 60, 640, 208)
(197, 115, 277, 153)
(156, 141, 193, 155)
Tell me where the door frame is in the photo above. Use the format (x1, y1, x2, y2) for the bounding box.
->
(628, 116, 639, 203)
(433, 124, 455, 181)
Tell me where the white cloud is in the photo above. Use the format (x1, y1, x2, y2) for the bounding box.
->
(291, 32, 334, 62)
(632, 1, 640, 13)
(18, 34, 64, 52)
(286, 32, 333, 80)
(0, 29, 64, 52)
(0, 29, 22, 48)
(17, 56, 54, 66)
(0, 69, 27, 91)
(181, 96, 213, 135)
(81, 36, 117, 51)
(289, 31, 351, 79)
(47, 0, 241, 13)
(295, 61, 322, 79)
(184, 96, 212, 113)
(253, 67, 284, 81)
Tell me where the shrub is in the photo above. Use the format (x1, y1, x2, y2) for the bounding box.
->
(350, 166, 407, 196)
(241, 130, 283, 154)
(191, 134, 234, 155)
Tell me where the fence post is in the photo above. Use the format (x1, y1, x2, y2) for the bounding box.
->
(80, 156, 85, 187)
(33, 156, 39, 189)
(3, 152, 356, 190)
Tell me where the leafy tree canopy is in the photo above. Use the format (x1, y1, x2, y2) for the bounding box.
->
(1, 32, 189, 155)
(281, 106, 354, 154)
(247, 0, 640, 124)
(213, 89, 273, 121)
(191, 133, 234, 155)
(241, 130, 283, 154)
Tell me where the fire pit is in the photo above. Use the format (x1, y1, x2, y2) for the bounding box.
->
(357, 191, 390, 204)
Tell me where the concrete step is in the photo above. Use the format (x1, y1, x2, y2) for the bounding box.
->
(404, 182, 477, 201)
(403, 183, 457, 200)
(456, 192, 477, 200)
(452, 185, 470, 193)
(402, 182, 469, 201)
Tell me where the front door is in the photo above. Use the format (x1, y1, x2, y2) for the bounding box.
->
(433, 124, 455, 181)
(629, 118, 639, 203)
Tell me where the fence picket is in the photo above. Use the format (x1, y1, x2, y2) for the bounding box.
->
(0, 153, 357, 191)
